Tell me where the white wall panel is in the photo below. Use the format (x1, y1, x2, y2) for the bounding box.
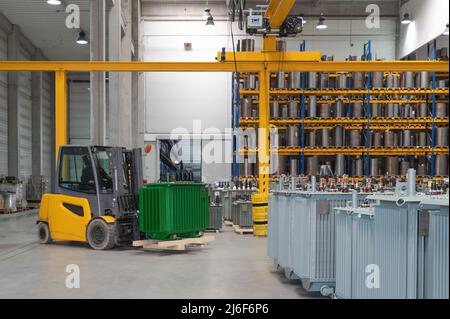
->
(41, 72, 52, 179)
(69, 81, 90, 145)
(0, 28, 7, 176)
(18, 46, 32, 182)
(399, 0, 449, 58)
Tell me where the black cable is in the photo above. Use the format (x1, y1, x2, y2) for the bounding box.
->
(230, 20, 239, 74)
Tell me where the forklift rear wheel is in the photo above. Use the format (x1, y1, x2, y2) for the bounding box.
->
(38, 222, 52, 244)
(86, 219, 116, 250)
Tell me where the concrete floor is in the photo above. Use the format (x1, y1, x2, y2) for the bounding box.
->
(0, 211, 319, 299)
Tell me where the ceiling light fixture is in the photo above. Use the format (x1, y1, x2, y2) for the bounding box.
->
(204, 8, 214, 26)
(76, 31, 89, 45)
(316, 14, 327, 30)
(47, 0, 62, 5)
(444, 24, 449, 36)
(401, 13, 412, 25)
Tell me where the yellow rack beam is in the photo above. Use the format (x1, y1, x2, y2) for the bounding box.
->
(239, 147, 449, 156)
(270, 89, 450, 95)
(239, 118, 449, 125)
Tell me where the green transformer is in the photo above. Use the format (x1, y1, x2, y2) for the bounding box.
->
(139, 182, 209, 240)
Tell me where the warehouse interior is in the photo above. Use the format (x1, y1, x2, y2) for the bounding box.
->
(0, 0, 449, 300)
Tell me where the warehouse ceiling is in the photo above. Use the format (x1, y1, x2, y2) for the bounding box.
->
(0, 0, 91, 61)
(0, 0, 400, 61)
(141, 0, 400, 18)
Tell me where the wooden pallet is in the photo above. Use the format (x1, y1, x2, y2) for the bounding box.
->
(204, 229, 221, 233)
(132, 236, 215, 251)
(233, 225, 254, 235)
(0, 208, 14, 214)
(224, 220, 234, 226)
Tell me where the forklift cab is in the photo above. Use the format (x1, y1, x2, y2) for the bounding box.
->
(38, 145, 143, 250)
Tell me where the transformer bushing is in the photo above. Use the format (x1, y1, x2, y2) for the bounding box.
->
(308, 72, 318, 89)
(251, 106, 258, 118)
(276, 40, 287, 90)
(437, 79, 448, 88)
(354, 157, 363, 176)
(353, 102, 363, 118)
(370, 158, 379, 176)
(372, 72, 384, 89)
(386, 157, 399, 175)
(280, 104, 289, 119)
(417, 132, 427, 146)
(436, 103, 447, 118)
(418, 71, 429, 89)
(287, 126, 300, 147)
(400, 160, 410, 176)
(402, 104, 412, 118)
(277, 72, 286, 89)
(417, 158, 427, 176)
(436, 127, 449, 147)
(386, 74, 399, 88)
(308, 96, 317, 117)
(372, 131, 382, 148)
(419, 103, 428, 118)
(308, 131, 317, 147)
(336, 73, 347, 89)
(349, 130, 361, 148)
(288, 72, 301, 90)
(335, 99, 344, 118)
(334, 126, 344, 147)
(386, 103, 399, 118)
(384, 130, 396, 147)
(241, 97, 252, 118)
(290, 158, 299, 176)
(371, 103, 380, 118)
(321, 129, 330, 147)
(306, 156, 319, 176)
(242, 158, 254, 177)
(241, 39, 256, 90)
(270, 102, 280, 119)
(402, 72, 415, 89)
(320, 104, 331, 118)
(288, 100, 299, 118)
(320, 73, 330, 89)
(241, 39, 255, 51)
(270, 130, 280, 148)
(435, 155, 449, 176)
(403, 130, 412, 147)
(353, 72, 365, 89)
(335, 154, 345, 176)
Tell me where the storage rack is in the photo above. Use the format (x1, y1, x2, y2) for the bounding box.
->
(233, 41, 450, 181)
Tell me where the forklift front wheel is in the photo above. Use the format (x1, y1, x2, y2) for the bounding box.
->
(86, 219, 116, 250)
(37, 222, 52, 244)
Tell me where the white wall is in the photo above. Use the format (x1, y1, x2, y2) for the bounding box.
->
(399, 0, 449, 58)
(68, 80, 91, 145)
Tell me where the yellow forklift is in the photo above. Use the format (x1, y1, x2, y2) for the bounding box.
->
(37, 146, 143, 250)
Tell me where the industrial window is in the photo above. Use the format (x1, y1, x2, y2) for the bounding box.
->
(59, 147, 96, 194)
(159, 139, 202, 181)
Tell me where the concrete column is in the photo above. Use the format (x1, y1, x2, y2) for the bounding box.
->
(119, 0, 133, 148)
(7, 26, 19, 177)
(50, 73, 56, 192)
(107, 0, 134, 148)
(131, 0, 144, 149)
(31, 49, 45, 177)
(90, 0, 106, 146)
(107, 0, 122, 147)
